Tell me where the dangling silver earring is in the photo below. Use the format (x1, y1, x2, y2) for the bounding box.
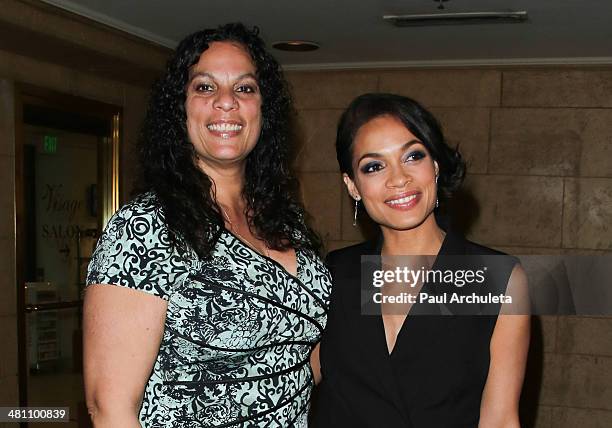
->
(435, 175, 439, 208)
(352, 198, 360, 227)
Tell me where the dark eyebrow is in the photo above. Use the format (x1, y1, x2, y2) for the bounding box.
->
(187, 71, 258, 83)
(356, 140, 421, 164)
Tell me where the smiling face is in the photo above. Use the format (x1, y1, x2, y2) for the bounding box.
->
(343, 115, 439, 233)
(185, 41, 262, 170)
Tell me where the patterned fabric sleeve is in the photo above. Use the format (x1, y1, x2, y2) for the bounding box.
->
(86, 195, 189, 300)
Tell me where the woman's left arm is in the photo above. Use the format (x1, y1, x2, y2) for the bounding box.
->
(479, 265, 531, 428)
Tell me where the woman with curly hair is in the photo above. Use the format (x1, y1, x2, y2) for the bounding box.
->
(312, 93, 529, 427)
(83, 23, 331, 427)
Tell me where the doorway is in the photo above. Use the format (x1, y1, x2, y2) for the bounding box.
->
(15, 84, 120, 427)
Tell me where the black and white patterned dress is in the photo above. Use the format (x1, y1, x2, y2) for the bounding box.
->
(86, 193, 331, 427)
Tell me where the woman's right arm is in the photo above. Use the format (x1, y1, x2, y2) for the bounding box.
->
(83, 284, 167, 427)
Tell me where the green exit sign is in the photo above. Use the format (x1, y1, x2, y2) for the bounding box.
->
(43, 135, 57, 153)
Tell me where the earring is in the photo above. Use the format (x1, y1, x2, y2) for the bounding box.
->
(435, 175, 439, 208)
(352, 198, 360, 227)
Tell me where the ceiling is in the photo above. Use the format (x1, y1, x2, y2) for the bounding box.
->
(40, 0, 612, 69)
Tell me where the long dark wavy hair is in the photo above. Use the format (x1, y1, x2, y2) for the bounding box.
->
(136, 23, 320, 258)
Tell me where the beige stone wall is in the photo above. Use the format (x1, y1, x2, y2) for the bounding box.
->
(288, 68, 612, 428)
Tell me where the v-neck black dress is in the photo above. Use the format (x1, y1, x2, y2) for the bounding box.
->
(312, 231, 516, 428)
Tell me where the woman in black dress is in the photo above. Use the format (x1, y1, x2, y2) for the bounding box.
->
(312, 93, 529, 428)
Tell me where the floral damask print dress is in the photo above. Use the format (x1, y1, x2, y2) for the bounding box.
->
(86, 193, 331, 427)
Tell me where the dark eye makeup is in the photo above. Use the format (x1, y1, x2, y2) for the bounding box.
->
(405, 149, 427, 162)
(358, 148, 429, 174)
(360, 162, 384, 174)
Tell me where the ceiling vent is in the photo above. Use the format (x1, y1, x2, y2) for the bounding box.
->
(383, 10, 528, 26)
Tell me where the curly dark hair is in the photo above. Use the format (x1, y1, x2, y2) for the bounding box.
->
(336, 93, 466, 203)
(136, 23, 320, 258)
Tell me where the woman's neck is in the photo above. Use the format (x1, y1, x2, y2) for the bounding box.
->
(380, 214, 446, 256)
(198, 160, 246, 214)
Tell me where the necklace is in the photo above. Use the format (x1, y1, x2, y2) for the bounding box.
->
(220, 206, 270, 258)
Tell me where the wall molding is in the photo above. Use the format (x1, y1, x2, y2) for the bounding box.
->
(282, 57, 612, 71)
(39, 0, 177, 48)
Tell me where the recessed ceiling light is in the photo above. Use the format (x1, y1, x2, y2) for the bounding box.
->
(272, 41, 320, 52)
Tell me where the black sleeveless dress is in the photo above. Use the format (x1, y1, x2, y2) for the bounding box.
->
(312, 231, 516, 428)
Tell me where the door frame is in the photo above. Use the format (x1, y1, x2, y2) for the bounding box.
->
(14, 83, 122, 422)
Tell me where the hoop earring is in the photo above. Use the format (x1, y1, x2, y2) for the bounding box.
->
(353, 198, 360, 227)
